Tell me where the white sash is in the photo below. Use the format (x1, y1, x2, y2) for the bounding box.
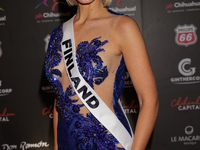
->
(61, 16, 133, 150)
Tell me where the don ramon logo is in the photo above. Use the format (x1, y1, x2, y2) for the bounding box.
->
(174, 24, 197, 47)
(1, 141, 49, 150)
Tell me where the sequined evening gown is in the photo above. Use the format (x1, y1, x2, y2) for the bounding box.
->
(45, 11, 132, 150)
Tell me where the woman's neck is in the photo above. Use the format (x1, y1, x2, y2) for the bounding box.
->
(74, 0, 108, 24)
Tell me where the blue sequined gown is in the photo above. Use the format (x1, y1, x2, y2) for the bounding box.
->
(45, 11, 132, 150)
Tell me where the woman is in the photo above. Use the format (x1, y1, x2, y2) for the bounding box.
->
(45, 0, 159, 149)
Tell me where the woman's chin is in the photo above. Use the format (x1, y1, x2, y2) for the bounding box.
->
(77, 0, 95, 5)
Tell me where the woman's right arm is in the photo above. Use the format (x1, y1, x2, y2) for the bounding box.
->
(53, 97, 58, 150)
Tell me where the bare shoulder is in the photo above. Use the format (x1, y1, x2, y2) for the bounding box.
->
(114, 16, 141, 38)
(112, 16, 143, 53)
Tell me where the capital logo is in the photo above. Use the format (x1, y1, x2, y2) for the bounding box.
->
(0, 41, 3, 57)
(122, 99, 139, 114)
(44, 34, 50, 52)
(35, 0, 68, 11)
(175, 24, 197, 47)
(0, 108, 15, 122)
(185, 126, 194, 135)
(171, 96, 200, 111)
(178, 58, 195, 76)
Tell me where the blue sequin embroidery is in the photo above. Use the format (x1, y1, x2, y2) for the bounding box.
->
(76, 37, 108, 88)
(45, 24, 125, 150)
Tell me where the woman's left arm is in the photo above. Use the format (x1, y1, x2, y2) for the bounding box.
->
(113, 16, 159, 150)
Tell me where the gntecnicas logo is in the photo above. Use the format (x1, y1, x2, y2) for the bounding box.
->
(0, 7, 6, 26)
(170, 58, 200, 84)
(0, 41, 2, 57)
(34, 0, 71, 23)
(171, 126, 200, 145)
(0, 80, 13, 96)
(166, 1, 200, 13)
(175, 24, 197, 47)
(171, 96, 200, 111)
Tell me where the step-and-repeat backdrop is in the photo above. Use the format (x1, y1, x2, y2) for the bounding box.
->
(0, 0, 199, 150)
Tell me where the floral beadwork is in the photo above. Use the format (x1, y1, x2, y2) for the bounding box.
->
(44, 24, 63, 95)
(71, 112, 124, 150)
(76, 37, 108, 88)
(45, 24, 125, 150)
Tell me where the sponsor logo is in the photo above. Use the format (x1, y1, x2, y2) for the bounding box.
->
(0, 41, 2, 57)
(171, 96, 200, 111)
(34, 0, 71, 23)
(109, 6, 136, 13)
(171, 126, 200, 145)
(44, 34, 50, 52)
(1, 144, 17, 150)
(109, 6, 137, 17)
(124, 72, 133, 88)
(174, 24, 197, 47)
(185, 126, 194, 135)
(0, 80, 13, 96)
(0, 108, 15, 122)
(122, 100, 139, 114)
(35, 0, 67, 11)
(20, 141, 49, 150)
(170, 58, 200, 84)
(178, 58, 195, 76)
(41, 85, 54, 92)
(42, 105, 53, 118)
(1, 141, 49, 150)
(166, 1, 200, 13)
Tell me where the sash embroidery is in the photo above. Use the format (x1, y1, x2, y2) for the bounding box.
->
(61, 16, 133, 150)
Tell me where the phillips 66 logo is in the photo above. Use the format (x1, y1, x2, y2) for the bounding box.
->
(174, 24, 197, 47)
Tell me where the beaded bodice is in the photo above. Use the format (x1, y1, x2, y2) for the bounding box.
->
(44, 13, 131, 150)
